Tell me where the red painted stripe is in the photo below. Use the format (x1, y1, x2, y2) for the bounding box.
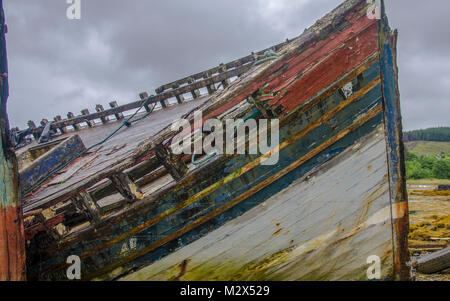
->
(0, 205, 26, 280)
(270, 22, 379, 113)
(201, 5, 378, 121)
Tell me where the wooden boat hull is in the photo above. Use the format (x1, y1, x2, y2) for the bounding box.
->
(123, 126, 394, 281)
(26, 0, 409, 281)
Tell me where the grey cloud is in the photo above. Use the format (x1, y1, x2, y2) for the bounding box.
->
(4, 0, 450, 131)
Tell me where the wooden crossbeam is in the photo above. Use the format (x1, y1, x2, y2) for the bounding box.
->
(155, 144, 188, 182)
(73, 191, 103, 225)
(109, 173, 144, 202)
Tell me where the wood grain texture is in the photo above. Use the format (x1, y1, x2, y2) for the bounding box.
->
(23, 0, 409, 281)
(22, 0, 372, 215)
(0, 0, 26, 280)
(22, 97, 209, 212)
(122, 126, 393, 280)
(379, 12, 410, 280)
(27, 66, 384, 280)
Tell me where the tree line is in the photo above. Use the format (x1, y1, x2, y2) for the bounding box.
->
(403, 127, 450, 142)
(405, 152, 450, 180)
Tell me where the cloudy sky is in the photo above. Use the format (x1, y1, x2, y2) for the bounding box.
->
(4, 0, 449, 131)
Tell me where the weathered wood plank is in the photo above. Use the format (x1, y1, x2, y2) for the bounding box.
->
(25, 213, 65, 241)
(0, 0, 26, 279)
(121, 127, 393, 281)
(19, 135, 86, 194)
(380, 19, 410, 280)
(22, 99, 206, 212)
(109, 173, 143, 202)
(22, 0, 371, 215)
(27, 74, 384, 279)
(75, 191, 103, 225)
(154, 145, 188, 182)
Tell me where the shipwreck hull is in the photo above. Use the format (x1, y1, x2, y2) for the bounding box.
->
(123, 125, 393, 281)
(24, 0, 409, 281)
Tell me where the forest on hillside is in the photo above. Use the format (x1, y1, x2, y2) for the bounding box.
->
(404, 127, 450, 180)
(405, 152, 450, 180)
(403, 127, 450, 142)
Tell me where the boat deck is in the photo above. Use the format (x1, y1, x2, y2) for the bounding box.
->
(22, 96, 208, 210)
(20, 35, 292, 216)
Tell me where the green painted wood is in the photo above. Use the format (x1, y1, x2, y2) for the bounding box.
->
(0, 0, 26, 280)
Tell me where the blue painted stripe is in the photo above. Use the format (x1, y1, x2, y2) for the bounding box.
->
(31, 62, 383, 279)
(101, 112, 384, 280)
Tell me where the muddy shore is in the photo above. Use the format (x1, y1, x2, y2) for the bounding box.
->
(407, 183, 450, 281)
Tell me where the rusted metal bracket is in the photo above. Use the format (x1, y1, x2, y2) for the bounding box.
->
(155, 144, 188, 182)
(109, 172, 144, 203)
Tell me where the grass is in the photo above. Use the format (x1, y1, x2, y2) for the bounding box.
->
(407, 178, 450, 185)
(405, 140, 450, 184)
(404, 141, 450, 157)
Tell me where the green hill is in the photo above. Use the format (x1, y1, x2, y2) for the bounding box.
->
(403, 127, 450, 181)
(405, 141, 450, 157)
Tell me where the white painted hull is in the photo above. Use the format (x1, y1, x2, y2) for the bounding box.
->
(122, 126, 396, 280)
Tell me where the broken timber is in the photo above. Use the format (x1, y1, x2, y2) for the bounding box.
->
(154, 144, 188, 182)
(413, 246, 450, 274)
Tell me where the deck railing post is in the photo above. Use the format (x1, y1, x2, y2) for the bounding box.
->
(203, 72, 216, 95)
(139, 92, 152, 112)
(67, 112, 80, 131)
(109, 101, 124, 120)
(187, 77, 201, 99)
(159, 99, 169, 108)
(81, 109, 95, 127)
(218, 64, 230, 88)
(175, 93, 185, 104)
(95, 104, 109, 124)
(53, 115, 67, 134)
(27, 120, 39, 141)
(40, 118, 48, 127)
